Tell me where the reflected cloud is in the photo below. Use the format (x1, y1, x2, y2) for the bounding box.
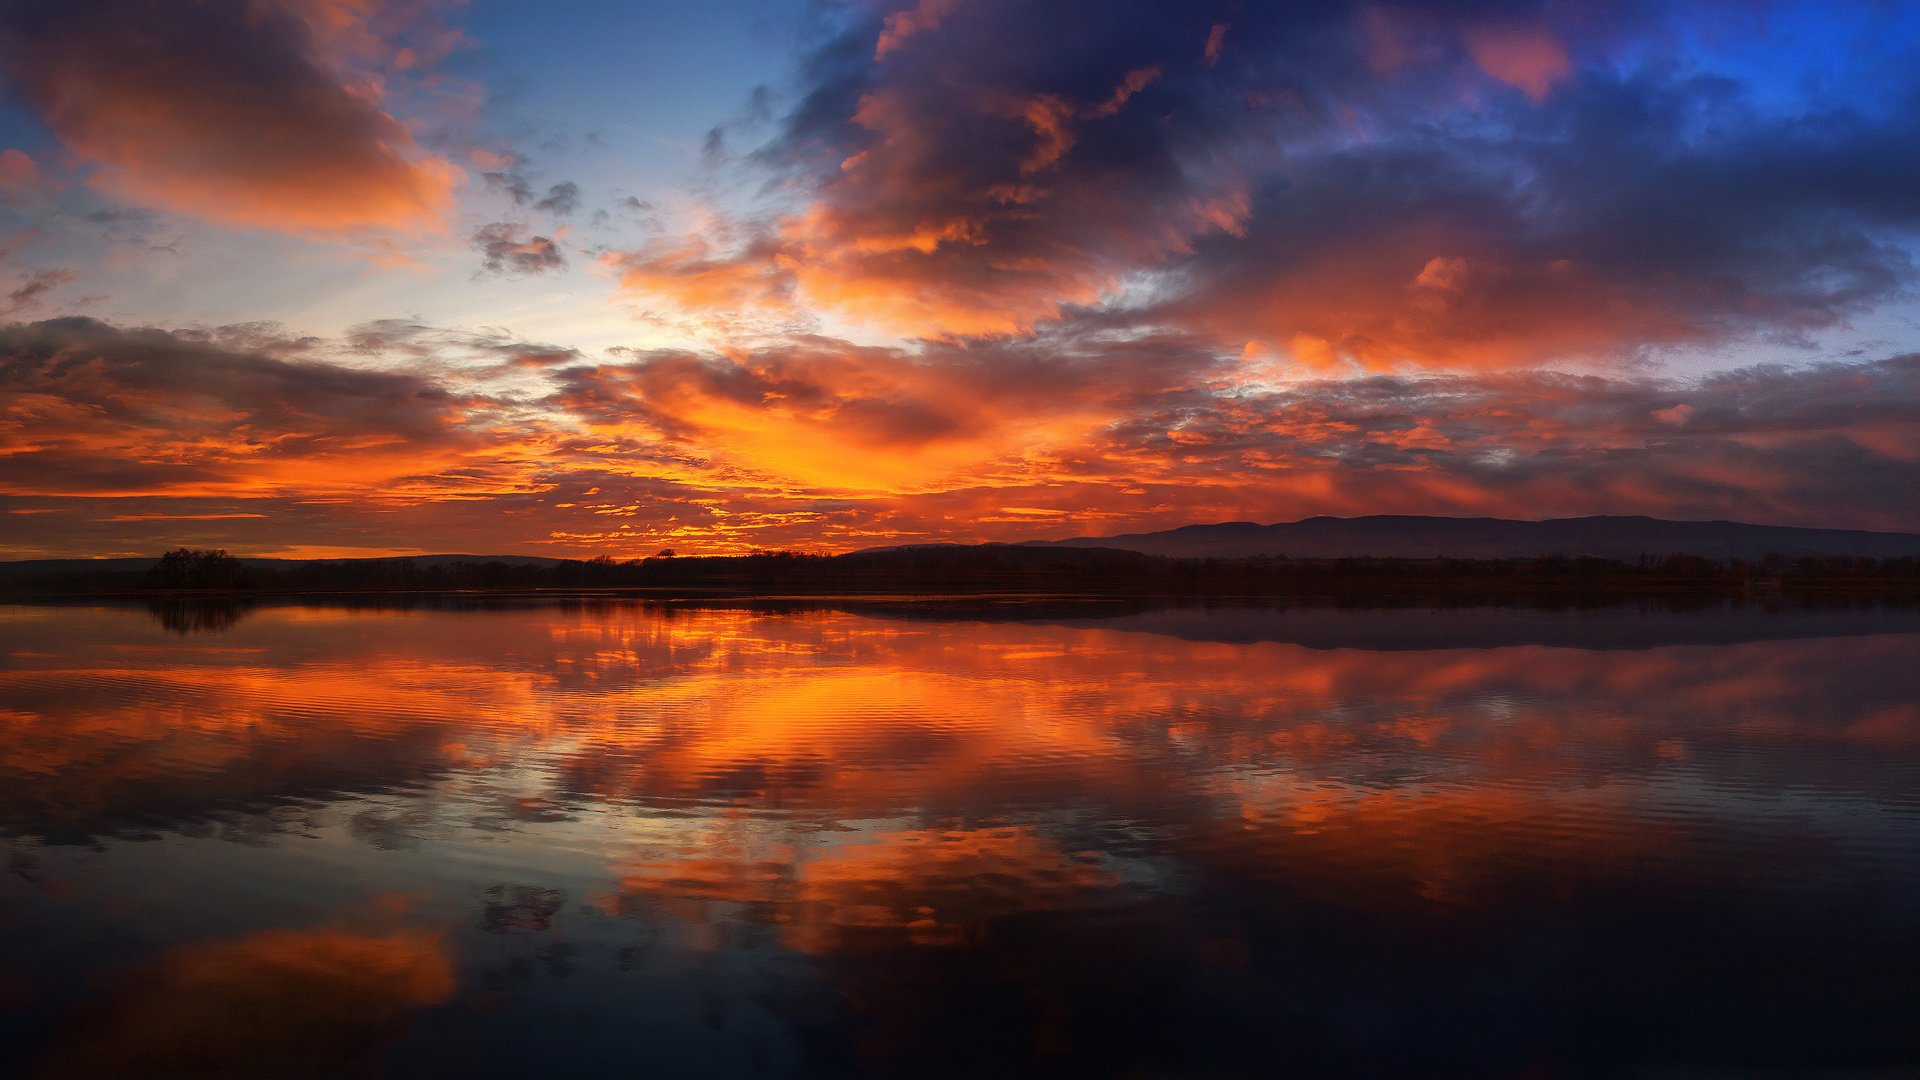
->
(33, 923, 453, 1079)
(603, 824, 1118, 954)
(2, 601, 1917, 1075)
(4, 602, 1916, 845)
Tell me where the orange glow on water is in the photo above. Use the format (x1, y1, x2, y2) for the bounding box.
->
(4, 601, 1911, 850)
(4, 601, 1917, 1074)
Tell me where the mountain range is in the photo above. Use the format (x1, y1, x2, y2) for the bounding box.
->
(1022, 515, 1920, 561)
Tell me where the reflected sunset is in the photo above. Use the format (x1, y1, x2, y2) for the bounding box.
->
(2, 600, 1916, 1074)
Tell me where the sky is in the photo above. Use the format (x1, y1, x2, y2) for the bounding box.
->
(1, 0, 1918, 559)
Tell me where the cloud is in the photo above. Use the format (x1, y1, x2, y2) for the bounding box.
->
(1077, 353, 1920, 530)
(551, 336, 1920, 533)
(481, 167, 535, 205)
(0, 0, 461, 235)
(610, 1, 1276, 337)
(1203, 22, 1228, 67)
(1158, 65, 1920, 370)
(0, 317, 525, 500)
(534, 180, 581, 216)
(32, 924, 453, 1077)
(607, 0, 1920, 370)
(471, 222, 566, 276)
(874, 0, 961, 60)
(606, 231, 800, 327)
(1461, 21, 1572, 101)
(83, 205, 170, 249)
(5, 316, 1916, 557)
(543, 326, 1222, 491)
(1, 269, 76, 317)
(0, 148, 47, 200)
(343, 317, 580, 370)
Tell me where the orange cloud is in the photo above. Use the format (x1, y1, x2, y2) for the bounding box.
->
(0, 0, 460, 235)
(6, 315, 1917, 558)
(1091, 66, 1164, 119)
(607, 235, 796, 317)
(874, 0, 963, 60)
(609, 12, 1236, 339)
(0, 318, 552, 504)
(545, 330, 1216, 495)
(1463, 22, 1573, 102)
(0, 148, 46, 198)
(1203, 23, 1229, 67)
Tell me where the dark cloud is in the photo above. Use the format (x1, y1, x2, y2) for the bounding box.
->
(534, 181, 580, 217)
(344, 318, 579, 370)
(612, 0, 1920, 366)
(471, 222, 566, 276)
(481, 169, 535, 206)
(701, 84, 777, 166)
(617, 0, 1567, 335)
(2, 269, 76, 317)
(1157, 64, 1920, 368)
(1, 317, 472, 433)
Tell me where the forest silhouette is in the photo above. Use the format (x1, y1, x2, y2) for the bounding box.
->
(2, 544, 1915, 605)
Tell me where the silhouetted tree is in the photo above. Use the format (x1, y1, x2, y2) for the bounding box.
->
(147, 548, 251, 590)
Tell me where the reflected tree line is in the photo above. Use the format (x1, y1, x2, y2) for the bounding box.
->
(146, 597, 254, 635)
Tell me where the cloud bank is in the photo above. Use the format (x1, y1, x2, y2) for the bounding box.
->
(3, 317, 1916, 556)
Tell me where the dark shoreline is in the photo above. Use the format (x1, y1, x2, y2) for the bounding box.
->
(5, 545, 1918, 606)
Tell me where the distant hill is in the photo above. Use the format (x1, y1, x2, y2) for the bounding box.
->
(1023, 515, 1920, 560)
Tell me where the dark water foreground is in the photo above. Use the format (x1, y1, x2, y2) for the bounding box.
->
(1, 599, 1916, 1078)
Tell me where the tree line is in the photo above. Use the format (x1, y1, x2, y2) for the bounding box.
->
(4, 544, 1914, 601)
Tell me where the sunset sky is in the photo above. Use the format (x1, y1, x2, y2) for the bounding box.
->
(2, 0, 1917, 558)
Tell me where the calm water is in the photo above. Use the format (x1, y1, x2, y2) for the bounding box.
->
(2, 599, 1917, 1078)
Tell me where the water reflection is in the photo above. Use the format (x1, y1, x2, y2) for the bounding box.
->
(1, 599, 1916, 1077)
(36, 921, 453, 1080)
(144, 598, 256, 636)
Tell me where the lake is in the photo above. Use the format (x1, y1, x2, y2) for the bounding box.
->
(2, 598, 1916, 1078)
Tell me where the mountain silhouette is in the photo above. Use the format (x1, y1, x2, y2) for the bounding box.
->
(1022, 515, 1920, 560)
